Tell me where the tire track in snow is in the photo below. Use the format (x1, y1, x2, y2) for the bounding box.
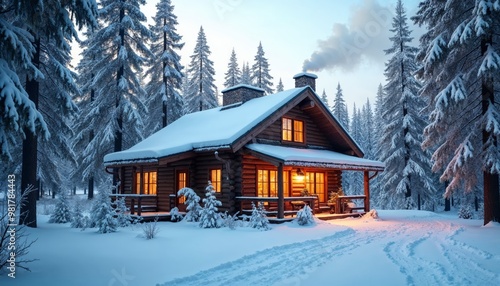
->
(383, 220, 500, 286)
(158, 228, 369, 286)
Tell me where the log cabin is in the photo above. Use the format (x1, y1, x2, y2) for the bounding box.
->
(103, 73, 384, 219)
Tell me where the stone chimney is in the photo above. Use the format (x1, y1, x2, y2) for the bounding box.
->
(221, 84, 265, 106)
(293, 72, 317, 91)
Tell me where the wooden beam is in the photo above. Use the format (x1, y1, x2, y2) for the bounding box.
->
(277, 163, 284, 219)
(364, 171, 370, 212)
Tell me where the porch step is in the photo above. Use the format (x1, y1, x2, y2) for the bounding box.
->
(133, 205, 157, 212)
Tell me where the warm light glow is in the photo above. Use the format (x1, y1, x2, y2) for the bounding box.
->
(136, 171, 157, 195)
(295, 168, 305, 182)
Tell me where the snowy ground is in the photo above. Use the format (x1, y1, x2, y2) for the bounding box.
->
(2, 207, 499, 286)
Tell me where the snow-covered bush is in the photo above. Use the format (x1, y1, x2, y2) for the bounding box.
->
(89, 189, 118, 233)
(71, 199, 89, 229)
(249, 202, 270, 231)
(458, 205, 473, 219)
(114, 197, 134, 227)
(366, 209, 379, 219)
(142, 216, 160, 240)
(49, 191, 72, 223)
(199, 181, 222, 228)
(221, 211, 240, 230)
(170, 207, 183, 222)
(295, 205, 314, 226)
(178, 187, 202, 222)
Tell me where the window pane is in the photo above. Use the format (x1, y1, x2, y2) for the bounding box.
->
(210, 169, 222, 192)
(270, 171, 277, 197)
(294, 120, 304, 142)
(136, 173, 140, 194)
(282, 118, 292, 141)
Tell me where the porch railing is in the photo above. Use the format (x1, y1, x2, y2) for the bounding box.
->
(109, 194, 158, 216)
(235, 196, 319, 217)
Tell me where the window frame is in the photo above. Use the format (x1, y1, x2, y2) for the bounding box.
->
(176, 170, 189, 204)
(282, 117, 304, 143)
(305, 171, 326, 203)
(209, 168, 222, 193)
(135, 170, 158, 195)
(257, 169, 290, 197)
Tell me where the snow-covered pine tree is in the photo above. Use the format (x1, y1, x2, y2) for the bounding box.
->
(249, 202, 270, 230)
(74, 0, 152, 190)
(49, 191, 72, 223)
(331, 83, 349, 129)
(144, 0, 184, 135)
(276, 78, 284, 92)
(223, 48, 241, 88)
(361, 99, 375, 160)
(177, 187, 202, 222)
(89, 189, 118, 233)
(414, 0, 500, 224)
(36, 35, 79, 196)
(199, 181, 222, 228)
(295, 205, 314, 226)
(320, 89, 331, 110)
(378, 0, 436, 210)
(71, 199, 88, 229)
(1, 0, 97, 228)
(250, 42, 274, 94)
(170, 207, 183, 222)
(240, 62, 251, 85)
(114, 197, 133, 227)
(349, 104, 364, 195)
(184, 26, 218, 114)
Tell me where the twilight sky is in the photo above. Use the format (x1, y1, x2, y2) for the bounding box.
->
(143, 0, 423, 111)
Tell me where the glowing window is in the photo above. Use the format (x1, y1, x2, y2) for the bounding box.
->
(210, 169, 222, 192)
(136, 171, 157, 195)
(306, 172, 325, 203)
(257, 170, 290, 197)
(177, 171, 188, 204)
(282, 118, 304, 143)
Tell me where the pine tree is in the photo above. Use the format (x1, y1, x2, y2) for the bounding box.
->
(36, 35, 79, 196)
(49, 191, 72, 224)
(349, 105, 364, 195)
(184, 26, 217, 114)
(250, 42, 274, 94)
(199, 181, 222, 228)
(320, 89, 331, 110)
(295, 205, 314, 226)
(240, 62, 251, 85)
(331, 83, 349, 129)
(71, 199, 88, 229)
(114, 197, 133, 227)
(224, 48, 241, 88)
(361, 99, 375, 160)
(144, 0, 184, 135)
(414, 0, 500, 223)
(74, 0, 152, 191)
(276, 78, 284, 92)
(378, 0, 436, 210)
(89, 189, 118, 233)
(249, 202, 270, 230)
(6, 0, 98, 228)
(178, 187, 202, 222)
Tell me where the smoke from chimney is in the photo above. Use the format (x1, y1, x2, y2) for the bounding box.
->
(302, 0, 393, 73)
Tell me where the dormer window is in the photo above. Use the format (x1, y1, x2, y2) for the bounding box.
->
(282, 118, 304, 143)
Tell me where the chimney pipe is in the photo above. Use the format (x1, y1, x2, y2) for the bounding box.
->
(293, 72, 317, 91)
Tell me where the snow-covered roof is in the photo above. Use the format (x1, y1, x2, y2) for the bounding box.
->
(220, 84, 265, 93)
(246, 143, 385, 171)
(104, 87, 307, 165)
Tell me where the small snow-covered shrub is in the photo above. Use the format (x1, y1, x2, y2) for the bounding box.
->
(170, 207, 183, 222)
(295, 205, 314, 226)
(458, 205, 473, 219)
(221, 211, 240, 230)
(71, 199, 89, 229)
(142, 216, 160, 240)
(199, 181, 222, 228)
(178, 187, 202, 222)
(49, 191, 72, 223)
(114, 197, 134, 227)
(89, 189, 118, 233)
(249, 202, 270, 231)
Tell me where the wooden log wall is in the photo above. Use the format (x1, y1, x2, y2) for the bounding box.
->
(256, 105, 333, 149)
